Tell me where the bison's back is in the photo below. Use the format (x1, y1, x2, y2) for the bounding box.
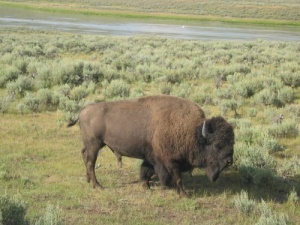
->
(79, 95, 205, 160)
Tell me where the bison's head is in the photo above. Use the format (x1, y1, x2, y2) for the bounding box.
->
(197, 116, 234, 182)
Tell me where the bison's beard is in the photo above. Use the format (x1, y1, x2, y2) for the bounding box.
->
(206, 165, 220, 182)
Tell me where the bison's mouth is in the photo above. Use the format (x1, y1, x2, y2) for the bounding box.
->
(207, 166, 220, 182)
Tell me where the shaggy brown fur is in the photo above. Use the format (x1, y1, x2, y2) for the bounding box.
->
(68, 95, 234, 196)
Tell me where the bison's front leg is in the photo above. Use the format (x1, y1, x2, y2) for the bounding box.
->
(165, 162, 187, 197)
(140, 160, 155, 188)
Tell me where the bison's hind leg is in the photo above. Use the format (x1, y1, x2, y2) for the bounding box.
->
(81, 147, 91, 183)
(83, 140, 105, 189)
(111, 150, 122, 168)
(140, 161, 155, 188)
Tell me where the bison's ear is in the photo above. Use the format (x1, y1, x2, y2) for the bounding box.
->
(202, 121, 207, 138)
(201, 120, 214, 139)
(196, 121, 211, 144)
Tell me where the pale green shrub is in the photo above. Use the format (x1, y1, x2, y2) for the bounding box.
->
(36, 66, 54, 89)
(190, 92, 213, 105)
(285, 104, 300, 117)
(279, 71, 300, 88)
(277, 156, 300, 178)
(267, 119, 299, 138)
(6, 76, 34, 98)
(57, 84, 71, 97)
(0, 65, 19, 87)
(58, 98, 80, 113)
(287, 189, 299, 204)
(0, 193, 29, 225)
(256, 200, 288, 225)
(22, 93, 40, 112)
(254, 88, 277, 106)
(219, 98, 242, 116)
(13, 59, 28, 74)
(171, 83, 191, 98)
(83, 62, 104, 83)
(53, 61, 84, 86)
(34, 204, 63, 225)
(234, 143, 276, 169)
(102, 79, 130, 99)
(0, 96, 11, 113)
(277, 86, 294, 104)
(248, 107, 258, 117)
(233, 191, 256, 215)
(70, 86, 89, 101)
(159, 83, 172, 95)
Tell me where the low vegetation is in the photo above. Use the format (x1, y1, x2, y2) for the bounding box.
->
(0, 28, 299, 224)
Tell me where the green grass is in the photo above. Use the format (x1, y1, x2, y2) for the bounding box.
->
(0, 0, 300, 25)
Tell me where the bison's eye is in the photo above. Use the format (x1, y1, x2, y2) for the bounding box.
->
(226, 158, 233, 166)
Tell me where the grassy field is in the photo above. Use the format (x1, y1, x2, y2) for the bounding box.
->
(0, 0, 300, 25)
(0, 28, 300, 224)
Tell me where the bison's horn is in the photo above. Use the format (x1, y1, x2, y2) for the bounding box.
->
(202, 121, 207, 138)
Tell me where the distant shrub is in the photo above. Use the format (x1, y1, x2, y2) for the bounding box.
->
(171, 83, 191, 98)
(163, 71, 182, 84)
(53, 61, 84, 86)
(279, 71, 300, 88)
(0, 193, 29, 225)
(22, 93, 40, 113)
(0, 66, 20, 87)
(129, 87, 144, 99)
(285, 104, 300, 117)
(6, 76, 34, 98)
(277, 156, 300, 178)
(36, 88, 60, 111)
(159, 83, 173, 95)
(36, 66, 54, 89)
(103, 79, 130, 99)
(248, 108, 258, 117)
(83, 62, 104, 83)
(191, 92, 213, 105)
(13, 59, 28, 74)
(135, 64, 157, 83)
(58, 98, 80, 113)
(267, 119, 299, 138)
(219, 98, 242, 116)
(254, 88, 277, 106)
(233, 191, 256, 215)
(70, 85, 89, 101)
(102, 66, 121, 82)
(56, 84, 71, 97)
(277, 86, 294, 104)
(0, 96, 11, 113)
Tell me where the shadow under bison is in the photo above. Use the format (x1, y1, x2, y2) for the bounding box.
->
(68, 95, 234, 197)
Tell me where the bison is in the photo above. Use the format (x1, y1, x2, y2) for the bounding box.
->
(68, 95, 234, 196)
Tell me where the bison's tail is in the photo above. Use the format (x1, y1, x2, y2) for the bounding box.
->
(67, 118, 79, 127)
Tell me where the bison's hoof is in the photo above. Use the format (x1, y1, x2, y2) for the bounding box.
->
(179, 191, 188, 198)
(142, 182, 150, 189)
(93, 183, 104, 189)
